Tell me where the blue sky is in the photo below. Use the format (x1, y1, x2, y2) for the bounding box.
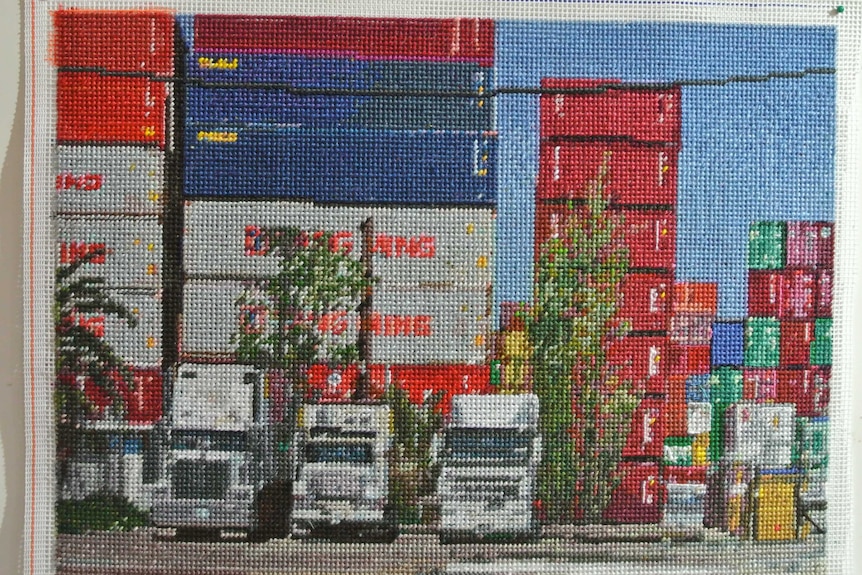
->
(494, 22, 835, 319)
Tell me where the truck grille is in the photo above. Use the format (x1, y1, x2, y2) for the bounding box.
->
(309, 472, 365, 500)
(452, 477, 520, 501)
(172, 460, 230, 500)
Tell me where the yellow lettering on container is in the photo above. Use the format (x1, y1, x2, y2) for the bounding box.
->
(198, 57, 239, 70)
(197, 131, 238, 143)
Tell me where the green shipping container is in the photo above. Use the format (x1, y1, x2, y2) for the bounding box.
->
(663, 436, 694, 466)
(709, 403, 728, 462)
(744, 317, 781, 368)
(798, 417, 829, 469)
(710, 367, 743, 404)
(748, 221, 786, 270)
(810, 318, 832, 366)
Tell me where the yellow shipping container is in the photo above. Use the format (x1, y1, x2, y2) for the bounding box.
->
(692, 432, 710, 466)
(755, 475, 797, 541)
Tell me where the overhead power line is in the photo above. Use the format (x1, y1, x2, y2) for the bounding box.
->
(57, 66, 835, 98)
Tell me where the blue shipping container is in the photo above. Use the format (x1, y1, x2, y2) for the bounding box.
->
(185, 88, 493, 131)
(711, 321, 745, 366)
(187, 53, 493, 92)
(184, 125, 497, 205)
(685, 374, 711, 403)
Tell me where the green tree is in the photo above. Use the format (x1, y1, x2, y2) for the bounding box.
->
(528, 158, 639, 523)
(54, 248, 137, 493)
(233, 226, 372, 428)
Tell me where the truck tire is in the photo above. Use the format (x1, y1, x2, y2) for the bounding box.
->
(175, 527, 219, 542)
(250, 480, 291, 541)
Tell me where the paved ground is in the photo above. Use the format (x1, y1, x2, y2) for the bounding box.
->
(56, 529, 826, 575)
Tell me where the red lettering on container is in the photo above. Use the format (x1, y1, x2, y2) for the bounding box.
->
(59, 242, 107, 264)
(56, 173, 104, 191)
(372, 234, 436, 259)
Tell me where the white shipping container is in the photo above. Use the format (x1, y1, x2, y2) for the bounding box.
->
(182, 201, 493, 291)
(181, 280, 490, 364)
(725, 403, 795, 468)
(687, 402, 712, 435)
(56, 215, 162, 289)
(55, 145, 164, 215)
(62, 289, 162, 367)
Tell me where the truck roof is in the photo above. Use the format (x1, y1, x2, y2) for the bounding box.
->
(449, 394, 539, 428)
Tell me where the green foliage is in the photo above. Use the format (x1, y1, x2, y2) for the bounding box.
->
(55, 249, 137, 422)
(56, 494, 149, 534)
(386, 386, 445, 524)
(233, 227, 372, 374)
(528, 158, 640, 523)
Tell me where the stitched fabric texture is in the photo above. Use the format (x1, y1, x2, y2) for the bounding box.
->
(20, 2, 862, 574)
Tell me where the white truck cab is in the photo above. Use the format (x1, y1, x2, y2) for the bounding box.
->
(435, 394, 541, 542)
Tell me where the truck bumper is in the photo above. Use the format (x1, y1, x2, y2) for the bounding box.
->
(439, 503, 534, 538)
(151, 498, 253, 530)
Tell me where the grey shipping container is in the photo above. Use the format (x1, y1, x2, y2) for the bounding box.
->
(183, 201, 493, 291)
(724, 403, 795, 468)
(61, 289, 162, 367)
(55, 145, 164, 215)
(56, 215, 162, 289)
(181, 280, 490, 364)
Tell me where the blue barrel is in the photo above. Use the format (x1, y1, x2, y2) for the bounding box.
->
(711, 321, 745, 367)
(184, 125, 497, 205)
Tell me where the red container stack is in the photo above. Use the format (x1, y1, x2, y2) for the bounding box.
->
(537, 78, 681, 524)
(747, 222, 833, 417)
(54, 10, 173, 428)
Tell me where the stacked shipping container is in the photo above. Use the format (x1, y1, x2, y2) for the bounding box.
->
(536, 78, 681, 524)
(180, 16, 497, 410)
(54, 10, 174, 505)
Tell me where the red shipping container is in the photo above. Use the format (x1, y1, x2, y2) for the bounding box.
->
(540, 79, 681, 143)
(389, 364, 492, 414)
(742, 369, 778, 401)
(75, 368, 162, 425)
(57, 72, 166, 146)
(748, 270, 783, 317)
(667, 375, 687, 402)
(603, 461, 662, 524)
(669, 315, 713, 347)
(672, 282, 719, 315)
(194, 16, 495, 65)
(622, 397, 665, 458)
(536, 141, 678, 205)
(663, 466, 708, 484)
(608, 336, 668, 394)
(54, 10, 175, 75)
(663, 400, 687, 438)
(816, 222, 834, 269)
(777, 368, 829, 417)
(786, 222, 819, 269)
(667, 344, 710, 376)
(781, 269, 816, 319)
(816, 270, 833, 317)
(620, 273, 672, 331)
(306, 364, 387, 402)
(780, 320, 814, 366)
(534, 204, 676, 270)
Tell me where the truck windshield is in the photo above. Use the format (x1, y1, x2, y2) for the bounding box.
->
(305, 442, 373, 464)
(445, 428, 531, 465)
(171, 430, 247, 452)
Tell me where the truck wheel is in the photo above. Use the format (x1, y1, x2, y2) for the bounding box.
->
(175, 527, 219, 542)
(252, 480, 291, 541)
(439, 531, 457, 545)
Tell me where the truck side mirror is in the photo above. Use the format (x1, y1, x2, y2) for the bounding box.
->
(429, 433, 441, 466)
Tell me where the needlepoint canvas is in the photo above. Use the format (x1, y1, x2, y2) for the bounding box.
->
(21, 1, 862, 574)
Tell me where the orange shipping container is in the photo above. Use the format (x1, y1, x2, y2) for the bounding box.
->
(672, 282, 718, 315)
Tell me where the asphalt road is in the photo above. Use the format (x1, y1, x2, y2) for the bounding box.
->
(55, 530, 826, 575)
